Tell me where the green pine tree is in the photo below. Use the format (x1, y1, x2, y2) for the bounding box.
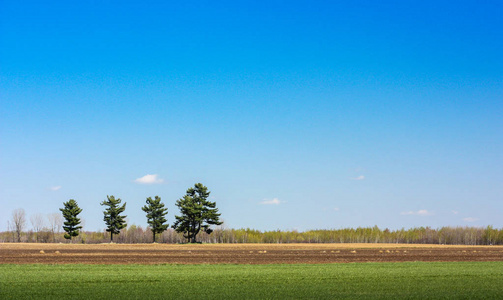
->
(172, 183, 223, 243)
(59, 199, 83, 242)
(101, 195, 127, 242)
(142, 196, 169, 242)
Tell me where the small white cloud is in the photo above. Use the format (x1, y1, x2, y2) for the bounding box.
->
(463, 217, 478, 222)
(323, 206, 340, 212)
(350, 175, 365, 180)
(260, 198, 283, 205)
(452, 210, 459, 215)
(50, 186, 62, 191)
(134, 174, 164, 184)
(400, 209, 433, 216)
(416, 209, 432, 216)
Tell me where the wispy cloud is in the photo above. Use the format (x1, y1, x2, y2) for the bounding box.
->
(260, 198, 283, 205)
(452, 210, 459, 215)
(323, 207, 340, 212)
(350, 175, 365, 180)
(400, 209, 433, 216)
(463, 217, 478, 222)
(134, 174, 164, 184)
(50, 186, 62, 191)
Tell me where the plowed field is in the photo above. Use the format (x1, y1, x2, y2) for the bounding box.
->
(1, 243, 502, 264)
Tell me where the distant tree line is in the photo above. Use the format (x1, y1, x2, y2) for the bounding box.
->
(213, 226, 503, 245)
(2, 225, 503, 245)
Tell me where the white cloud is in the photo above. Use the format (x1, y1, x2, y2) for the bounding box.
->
(323, 206, 340, 212)
(400, 209, 433, 216)
(50, 186, 62, 191)
(452, 210, 459, 215)
(416, 210, 432, 216)
(463, 217, 478, 222)
(260, 198, 283, 205)
(134, 174, 164, 184)
(350, 175, 365, 180)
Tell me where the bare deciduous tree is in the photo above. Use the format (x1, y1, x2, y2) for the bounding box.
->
(11, 209, 26, 242)
(30, 213, 45, 242)
(47, 213, 63, 242)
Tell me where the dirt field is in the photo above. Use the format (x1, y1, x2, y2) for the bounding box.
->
(1, 243, 503, 264)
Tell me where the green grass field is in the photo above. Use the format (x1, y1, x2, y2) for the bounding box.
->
(1, 262, 502, 299)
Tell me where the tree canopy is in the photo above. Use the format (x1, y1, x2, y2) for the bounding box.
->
(172, 183, 223, 243)
(142, 196, 169, 242)
(59, 199, 83, 241)
(101, 195, 127, 242)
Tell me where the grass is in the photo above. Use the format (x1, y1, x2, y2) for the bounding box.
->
(1, 262, 502, 299)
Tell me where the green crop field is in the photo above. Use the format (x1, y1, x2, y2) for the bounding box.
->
(1, 262, 502, 299)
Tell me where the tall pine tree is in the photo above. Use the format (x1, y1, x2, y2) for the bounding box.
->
(101, 195, 127, 242)
(172, 183, 222, 243)
(59, 199, 83, 242)
(142, 196, 169, 242)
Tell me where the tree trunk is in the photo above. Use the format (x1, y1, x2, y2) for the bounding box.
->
(111, 232, 113, 242)
(153, 231, 156, 243)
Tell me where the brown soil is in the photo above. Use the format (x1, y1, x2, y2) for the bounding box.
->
(1, 243, 503, 265)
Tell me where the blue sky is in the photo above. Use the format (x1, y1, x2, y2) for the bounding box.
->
(1, 1, 502, 232)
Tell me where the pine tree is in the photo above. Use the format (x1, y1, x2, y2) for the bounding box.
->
(59, 199, 83, 242)
(101, 195, 127, 242)
(172, 183, 223, 243)
(142, 196, 169, 242)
